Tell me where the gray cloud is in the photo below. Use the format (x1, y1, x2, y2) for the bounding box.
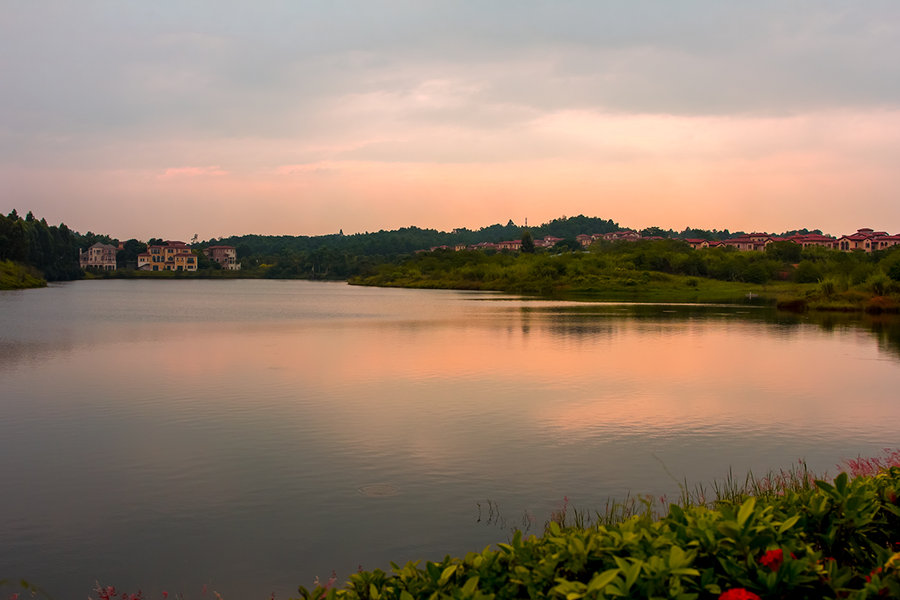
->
(2, 0, 900, 169)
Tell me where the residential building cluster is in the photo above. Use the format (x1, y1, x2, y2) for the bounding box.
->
(79, 240, 240, 271)
(686, 228, 900, 253)
(427, 230, 644, 253)
(426, 228, 900, 254)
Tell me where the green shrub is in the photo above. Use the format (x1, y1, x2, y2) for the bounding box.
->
(297, 468, 900, 600)
(868, 272, 891, 296)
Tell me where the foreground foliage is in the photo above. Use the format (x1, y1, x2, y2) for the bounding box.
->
(297, 468, 900, 600)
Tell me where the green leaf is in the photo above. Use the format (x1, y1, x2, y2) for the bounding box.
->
(461, 576, 479, 595)
(834, 472, 849, 495)
(737, 497, 756, 528)
(623, 560, 643, 590)
(587, 569, 620, 592)
(716, 522, 740, 538)
(815, 479, 835, 495)
(400, 592, 414, 600)
(777, 514, 800, 534)
(438, 565, 457, 586)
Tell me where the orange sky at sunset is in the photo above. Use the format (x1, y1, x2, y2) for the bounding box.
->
(3, 2, 900, 240)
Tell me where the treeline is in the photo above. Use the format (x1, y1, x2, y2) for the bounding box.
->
(637, 226, 823, 240)
(0, 209, 159, 281)
(209, 217, 829, 277)
(0, 210, 83, 281)
(352, 238, 900, 295)
(209, 216, 621, 262)
(202, 217, 623, 279)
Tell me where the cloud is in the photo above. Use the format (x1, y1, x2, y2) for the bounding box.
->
(157, 166, 229, 179)
(2, 1, 900, 238)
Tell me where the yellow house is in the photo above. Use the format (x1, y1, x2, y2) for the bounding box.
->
(137, 241, 198, 271)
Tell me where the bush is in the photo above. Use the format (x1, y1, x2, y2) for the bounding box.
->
(298, 467, 900, 600)
(818, 277, 839, 298)
(888, 260, 900, 282)
(793, 260, 823, 283)
(868, 272, 891, 296)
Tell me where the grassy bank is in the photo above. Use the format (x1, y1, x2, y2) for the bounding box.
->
(350, 247, 900, 312)
(0, 259, 46, 290)
(351, 262, 817, 307)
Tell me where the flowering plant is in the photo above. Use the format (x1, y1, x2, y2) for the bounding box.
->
(718, 589, 761, 600)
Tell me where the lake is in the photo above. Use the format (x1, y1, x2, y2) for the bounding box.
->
(1, 279, 899, 598)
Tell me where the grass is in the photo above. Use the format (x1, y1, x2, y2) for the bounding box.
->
(353, 266, 820, 307)
(0, 260, 46, 290)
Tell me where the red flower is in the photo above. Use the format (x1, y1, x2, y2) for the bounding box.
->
(760, 548, 785, 571)
(719, 589, 762, 600)
(866, 567, 883, 582)
(759, 548, 796, 572)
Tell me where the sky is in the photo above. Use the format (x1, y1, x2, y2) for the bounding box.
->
(2, 0, 900, 241)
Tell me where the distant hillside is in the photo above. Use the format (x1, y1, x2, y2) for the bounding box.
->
(208, 216, 623, 259)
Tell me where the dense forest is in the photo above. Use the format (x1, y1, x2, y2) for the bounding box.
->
(0, 209, 83, 281)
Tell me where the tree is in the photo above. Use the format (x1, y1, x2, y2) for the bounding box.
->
(117, 239, 147, 269)
(794, 260, 823, 283)
(640, 226, 672, 238)
(766, 240, 802, 263)
(888, 260, 900, 282)
(552, 238, 582, 253)
(521, 229, 535, 253)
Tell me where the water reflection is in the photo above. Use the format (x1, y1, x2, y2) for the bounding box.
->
(505, 301, 900, 360)
(1, 281, 899, 598)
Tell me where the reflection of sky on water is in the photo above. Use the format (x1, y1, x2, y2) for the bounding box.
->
(1, 280, 899, 597)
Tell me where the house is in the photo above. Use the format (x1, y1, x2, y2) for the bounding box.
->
(785, 233, 837, 248)
(834, 228, 899, 252)
(137, 240, 198, 272)
(603, 230, 641, 241)
(471, 242, 499, 251)
(721, 235, 772, 252)
(871, 234, 900, 251)
(536, 236, 563, 248)
(575, 234, 594, 247)
(496, 240, 522, 251)
(683, 239, 709, 249)
(205, 245, 241, 270)
(835, 230, 875, 252)
(79, 242, 117, 270)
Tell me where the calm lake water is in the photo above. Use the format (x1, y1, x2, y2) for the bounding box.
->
(2, 279, 899, 598)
